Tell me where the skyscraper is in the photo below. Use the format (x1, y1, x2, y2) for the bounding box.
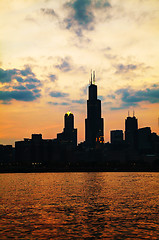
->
(125, 113, 138, 148)
(85, 71, 104, 148)
(57, 111, 77, 147)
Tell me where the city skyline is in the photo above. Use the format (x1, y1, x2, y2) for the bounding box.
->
(0, 0, 159, 146)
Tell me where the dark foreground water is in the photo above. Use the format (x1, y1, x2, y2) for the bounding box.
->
(0, 172, 159, 239)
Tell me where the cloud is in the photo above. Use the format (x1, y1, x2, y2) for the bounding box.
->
(0, 66, 35, 83)
(25, 77, 41, 84)
(111, 85, 159, 109)
(41, 8, 58, 18)
(98, 95, 105, 101)
(115, 64, 137, 74)
(48, 74, 57, 82)
(49, 91, 69, 98)
(114, 62, 151, 75)
(15, 76, 24, 83)
(0, 90, 41, 103)
(72, 99, 85, 104)
(20, 66, 35, 76)
(26, 84, 37, 89)
(64, 0, 111, 35)
(54, 57, 72, 72)
(0, 66, 42, 104)
(13, 86, 27, 90)
(48, 101, 69, 106)
(0, 68, 18, 83)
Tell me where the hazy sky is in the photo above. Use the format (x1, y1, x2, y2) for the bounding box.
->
(0, 0, 159, 145)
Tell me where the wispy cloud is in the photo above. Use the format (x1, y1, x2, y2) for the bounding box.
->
(49, 91, 69, 98)
(54, 57, 73, 72)
(41, 8, 58, 18)
(72, 99, 85, 104)
(48, 74, 57, 82)
(48, 101, 69, 106)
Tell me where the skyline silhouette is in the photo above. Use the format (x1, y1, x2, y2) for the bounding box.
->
(0, 80, 159, 172)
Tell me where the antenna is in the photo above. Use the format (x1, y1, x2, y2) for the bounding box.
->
(128, 110, 129, 117)
(90, 70, 92, 85)
(93, 71, 95, 84)
(133, 110, 135, 117)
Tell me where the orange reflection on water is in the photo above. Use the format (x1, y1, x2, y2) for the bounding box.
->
(0, 172, 159, 239)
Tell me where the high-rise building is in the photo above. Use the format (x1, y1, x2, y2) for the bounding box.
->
(125, 113, 138, 148)
(85, 71, 104, 148)
(111, 130, 123, 144)
(57, 112, 77, 147)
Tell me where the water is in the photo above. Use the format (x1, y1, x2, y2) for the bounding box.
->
(0, 172, 159, 239)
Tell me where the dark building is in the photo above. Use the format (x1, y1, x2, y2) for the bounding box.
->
(85, 72, 104, 148)
(111, 130, 123, 144)
(0, 144, 14, 166)
(137, 127, 152, 153)
(57, 112, 77, 148)
(15, 134, 44, 166)
(125, 113, 138, 148)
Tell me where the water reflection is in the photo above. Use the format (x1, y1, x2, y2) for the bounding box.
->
(0, 173, 159, 239)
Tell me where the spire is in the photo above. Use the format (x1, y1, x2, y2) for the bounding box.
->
(133, 110, 135, 117)
(93, 71, 95, 84)
(90, 70, 92, 85)
(128, 110, 129, 117)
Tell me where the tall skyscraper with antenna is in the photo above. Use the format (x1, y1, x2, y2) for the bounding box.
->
(125, 112, 138, 148)
(85, 71, 104, 148)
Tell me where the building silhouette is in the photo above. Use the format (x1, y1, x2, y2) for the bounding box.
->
(138, 127, 152, 153)
(111, 130, 123, 145)
(85, 71, 104, 148)
(125, 113, 138, 148)
(57, 111, 77, 148)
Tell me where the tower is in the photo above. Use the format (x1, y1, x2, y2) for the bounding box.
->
(57, 111, 77, 147)
(125, 113, 138, 148)
(85, 71, 104, 148)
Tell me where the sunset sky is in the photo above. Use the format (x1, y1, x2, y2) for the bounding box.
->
(0, 0, 159, 145)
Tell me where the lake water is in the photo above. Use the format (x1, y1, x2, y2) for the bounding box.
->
(0, 172, 159, 239)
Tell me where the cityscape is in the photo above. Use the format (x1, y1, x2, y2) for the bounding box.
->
(1, 73, 159, 172)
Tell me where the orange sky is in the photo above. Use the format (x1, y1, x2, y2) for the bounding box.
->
(0, 0, 159, 146)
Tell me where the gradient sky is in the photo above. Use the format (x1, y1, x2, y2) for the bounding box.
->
(0, 0, 159, 146)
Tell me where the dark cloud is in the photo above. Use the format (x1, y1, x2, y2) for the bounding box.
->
(15, 76, 24, 83)
(13, 86, 27, 90)
(48, 101, 69, 106)
(0, 68, 18, 83)
(0, 90, 41, 103)
(20, 66, 35, 76)
(65, 0, 93, 30)
(72, 99, 85, 104)
(64, 0, 111, 35)
(48, 74, 57, 82)
(111, 85, 159, 110)
(55, 57, 72, 72)
(41, 8, 58, 18)
(26, 84, 37, 89)
(0, 66, 35, 83)
(33, 89, 41, 94)
(49, 91, 69, 98)
(0, 66, 42, 104)
(25, 77, 41, 84)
